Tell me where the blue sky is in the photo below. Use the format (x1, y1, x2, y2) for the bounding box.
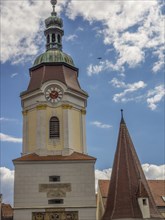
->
(0, 0, 165, 202)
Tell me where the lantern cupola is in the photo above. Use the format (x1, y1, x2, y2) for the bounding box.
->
(44, 0, 63, 51)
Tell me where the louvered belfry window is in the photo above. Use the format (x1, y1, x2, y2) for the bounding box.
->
(49, 117, 60, 139)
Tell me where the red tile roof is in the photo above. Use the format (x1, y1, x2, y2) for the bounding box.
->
(99, 180, 109, 198)
(98, 180, 165, 208)
(1, 203, 13, 218)
(102, 117, 163, 219)
(13, 152, 96, 162)
(148, 180, 165, 207)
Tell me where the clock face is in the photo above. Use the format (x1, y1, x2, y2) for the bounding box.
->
(45, 86, 63, 103)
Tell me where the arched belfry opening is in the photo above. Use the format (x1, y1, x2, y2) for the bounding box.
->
(49, 116, 60, 139)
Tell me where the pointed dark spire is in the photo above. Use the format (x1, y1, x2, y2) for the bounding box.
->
(102, 115, 163, 220)
(120, 109, 125, 124)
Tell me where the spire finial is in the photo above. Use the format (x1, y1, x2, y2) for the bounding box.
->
(120, 109, 125, 124)
(51, 0, 57, 14)
(121, 109, 123, 118)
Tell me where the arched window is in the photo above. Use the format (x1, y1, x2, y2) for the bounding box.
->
(47, 35, 50, 44)
(52, 33, 55, 43)
(49, 117, 60, 138)
(57, 34, 61, 43)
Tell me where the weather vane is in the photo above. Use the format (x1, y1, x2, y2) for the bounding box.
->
(51, 0, 57, 13)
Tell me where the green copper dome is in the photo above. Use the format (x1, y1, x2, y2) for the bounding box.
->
(33, 50, 75, 67)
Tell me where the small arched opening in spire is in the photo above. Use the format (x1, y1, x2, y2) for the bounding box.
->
(57, 34, 61, 44)
(52, 33, 55, 43)
(47, 34, 50, 44)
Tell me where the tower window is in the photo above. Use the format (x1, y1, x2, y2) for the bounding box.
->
(49, 117, 60, 138)
(52, 33, 55, 43)
(49, 176, 60, 182)
(47, 34, 50, 44)
(48, 199, 63, 204)
(57, 34, 61, 43)
(143, 199, 147, 206)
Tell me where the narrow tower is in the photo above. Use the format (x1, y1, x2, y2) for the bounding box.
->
(102, 110, 164, 220)
(21, 0, 88, 156)
(13, 2, 96, 220)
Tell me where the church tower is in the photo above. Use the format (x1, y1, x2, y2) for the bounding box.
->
(13, 1, 96, 219)
(21, 0, 88, 157)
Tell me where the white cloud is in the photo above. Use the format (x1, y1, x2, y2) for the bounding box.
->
(110, 79, 164, 110)
(152, 46, 164, 73)
(0, 167, 14, 205)
(142, 164, 165, 180)
(87, 60, 122, 76)
(87, 63, 104, 76)
(76, 27, 84, 32)
(1, 1, 47, 64)
(1, 0, 66, 64)
(66, 0, 164, 73)
(11, 73, 18, 78)
(90, 121, 112, 129)
(0, 133, 22, 143)
(146, 85, 165, 110)
(95, 164, 165, 191)
(1, 0, 163, 73)
(110, 78, 127, 88)
(110, 78, 147, 103)
(0, 117, 18, 122)
(64, 34, 78, 42)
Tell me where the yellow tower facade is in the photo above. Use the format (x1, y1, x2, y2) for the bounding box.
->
(21, 64, 88, 156)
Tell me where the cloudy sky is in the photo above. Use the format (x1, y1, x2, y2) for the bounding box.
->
(0, 0, 164, 204)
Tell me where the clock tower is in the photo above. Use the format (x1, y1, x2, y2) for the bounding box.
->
(13, 1, 96, 220)
(21, 0, 88, 157)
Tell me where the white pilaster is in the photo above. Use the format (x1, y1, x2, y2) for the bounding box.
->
(36, 106, 46, 152)
(81, 110, 87, 154)
(22, 111, 28, 155)
(63, 105, 73, 152)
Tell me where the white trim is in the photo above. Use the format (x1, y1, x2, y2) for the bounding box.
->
(41, 80, 67, 92)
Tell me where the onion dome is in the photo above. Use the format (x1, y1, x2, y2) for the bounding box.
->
(33, 50, 75, 67)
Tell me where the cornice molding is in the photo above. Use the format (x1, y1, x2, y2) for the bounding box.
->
(22, 110, 28, 116)
(36, 104, 47, 110)
(62, 104, 73, 110)
(81, 109, 86, 115)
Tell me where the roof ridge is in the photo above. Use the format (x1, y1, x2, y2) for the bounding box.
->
(13, 151, 96, 162)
